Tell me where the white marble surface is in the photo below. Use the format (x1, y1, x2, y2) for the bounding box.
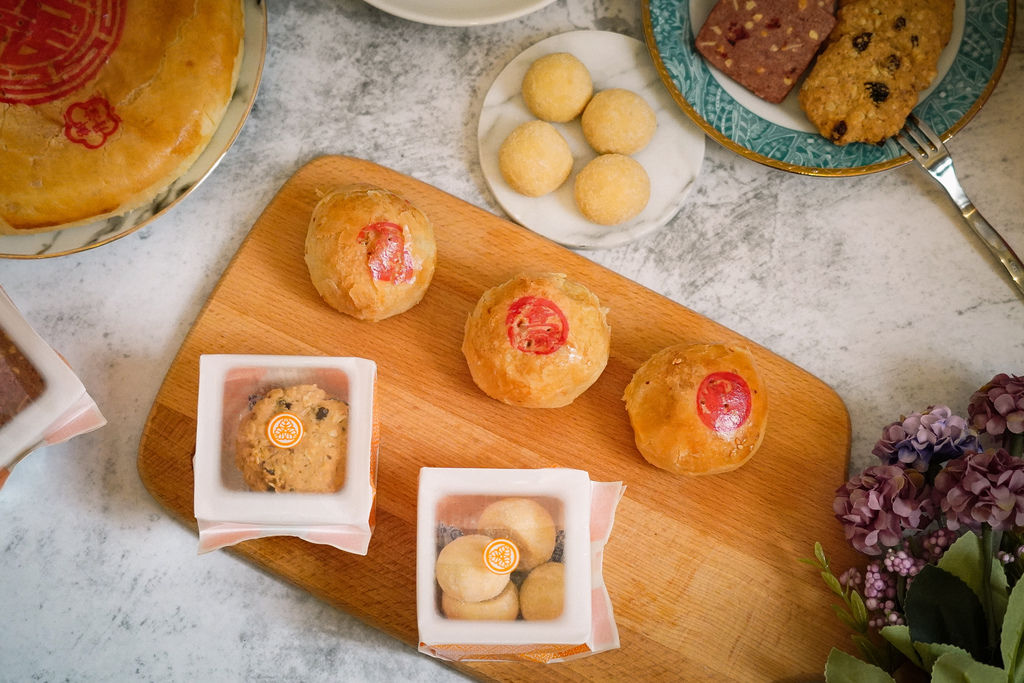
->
(1, 0, 1022, 680)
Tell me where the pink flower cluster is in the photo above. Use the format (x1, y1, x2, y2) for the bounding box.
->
(934, 449, 1024, 532)
(833, 466, 935, 555)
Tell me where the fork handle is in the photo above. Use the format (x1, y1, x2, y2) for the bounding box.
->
(934, 173, 1024, 299)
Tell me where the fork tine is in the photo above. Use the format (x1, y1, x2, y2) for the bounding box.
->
(894, 128, 922, 158)
(906, 114, 943, 151)
(894, 114, 941, 161)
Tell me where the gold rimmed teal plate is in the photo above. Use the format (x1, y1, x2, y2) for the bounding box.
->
(642, 0, 1015, 176)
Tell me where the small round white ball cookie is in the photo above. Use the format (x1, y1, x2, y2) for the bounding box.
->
(581, 88, 657, 155)
(574, 154, 650, 226)
(441, 582, 519, 621)
(519, 562, 565, 621)
(462, 272, 611, 408)
(477, 498, 556, 572)
(435, 534, 509, 604)
(304, 183, 436, 322)
(521, 52, 593, 123)
(498, 120, 573, 198)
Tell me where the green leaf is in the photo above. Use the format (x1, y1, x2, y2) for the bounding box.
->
(914, 642, 972, 671)
(880, 624, 923, 668)
(850, 590, 869, 628)
(823, 570, 845, 597)
(832, 604, 859, 632)
(824, 647, 896, 683)
(931, 650, 1006, 683)
(815, 541, 828, 568)
(939, 531, 1010, 626)
(1003, 578, 1024, 683)
(905, 564, 991, 664)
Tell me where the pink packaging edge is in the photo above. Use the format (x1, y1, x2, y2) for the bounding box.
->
(0, 286, 106, 472)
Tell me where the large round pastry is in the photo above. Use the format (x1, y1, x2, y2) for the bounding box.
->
(304, 183, 437, 322)
(0, 1, 244, 234)
(623, 343, 768, 475)
(462, 273, 611, 409)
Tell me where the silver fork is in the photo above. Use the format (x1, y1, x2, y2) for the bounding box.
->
(894, 114, 1024, 300)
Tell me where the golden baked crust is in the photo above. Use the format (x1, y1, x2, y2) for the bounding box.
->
(623, 343, 768, 476)
(580, 88, 657, 155)
(435, 534, 510, 604)
(441, 582, 519, 621)
(519, 562, 564, 621)
(573, 153, 650, 226)
(0, 1, 244, 233)
(304, 183, 437, 322)
(498, 120, 573, 197)
(476, 497, 556, 572)
(521, 52, 593, 123)
(462, 273, 611, 409)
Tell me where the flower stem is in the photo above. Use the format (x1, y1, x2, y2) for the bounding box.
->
(1008, 433, 1023, 459)
(980, 526, 999, 657)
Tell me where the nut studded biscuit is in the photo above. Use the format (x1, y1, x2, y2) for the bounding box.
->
(831, 0, 954, 90)
(695, 0, 837, 103)
(799, 31, 919, 144)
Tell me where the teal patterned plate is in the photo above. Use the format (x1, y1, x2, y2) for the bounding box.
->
(642, 0, 1015, 176)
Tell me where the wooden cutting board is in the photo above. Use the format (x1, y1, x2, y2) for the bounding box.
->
(138, 155, 861, 681)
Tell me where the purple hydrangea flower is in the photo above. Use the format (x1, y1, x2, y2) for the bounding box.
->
(872, 406, 980, 472)
(968, 373, 1024, 438)
(834, 465, 936, 555)
(934, 449, 1024, 532)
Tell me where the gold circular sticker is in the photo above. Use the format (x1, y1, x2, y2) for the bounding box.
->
(266, 412, 303, 448)
(482, 538, 520, 575)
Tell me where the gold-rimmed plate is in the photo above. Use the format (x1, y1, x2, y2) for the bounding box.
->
(642, 0, 1015, 176)
(0, 0, 267, 259)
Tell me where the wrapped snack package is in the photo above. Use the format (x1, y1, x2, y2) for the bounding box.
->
(193, 354, 378, 554)
(417, 467, 624, 663)
(0, 287, 106, 489)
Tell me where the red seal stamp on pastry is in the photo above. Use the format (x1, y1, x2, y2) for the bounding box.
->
(0, 0, 126, 106)
(696, 371, 752, 434)
(482, 538, 520, 575)
(266, 412, 304, 449)
(505, 296, 568, 355)
(358, 221, 415, 284)
(63, 96, 120, 148)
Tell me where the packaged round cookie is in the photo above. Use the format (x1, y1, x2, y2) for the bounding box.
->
(193, 354, 379, 554)
(416, 467, 625, 663)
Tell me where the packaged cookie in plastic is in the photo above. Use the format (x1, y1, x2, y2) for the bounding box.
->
(0, 286, 106, 491)
(193, 354, 378, 554)
(416, 467, 625, 663)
